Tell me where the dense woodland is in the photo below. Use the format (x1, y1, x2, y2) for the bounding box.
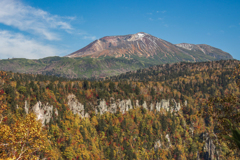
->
(0, 59, 239, 159)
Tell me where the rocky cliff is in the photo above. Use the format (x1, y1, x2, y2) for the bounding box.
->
(24, 93, 181, 125)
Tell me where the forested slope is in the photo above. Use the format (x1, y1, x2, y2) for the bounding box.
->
(0, 59, 239, 159)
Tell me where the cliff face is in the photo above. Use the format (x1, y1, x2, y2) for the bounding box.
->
(24, 93, 181, 125)
(24, 101, 58, 125)
(203, 133, 221, 160)
(65, 94, 181, 117)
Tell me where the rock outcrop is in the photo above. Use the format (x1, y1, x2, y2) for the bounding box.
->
(94, 98, 180, 115)
(67, 94, 86, 117)
(24, 94, 181, 126)
(95, 99, 133, 115)
(154, 139, 162, 150)
(202, 133, 220, 160)
(25, 101, 58, 125)
(165, 134, 171, 147)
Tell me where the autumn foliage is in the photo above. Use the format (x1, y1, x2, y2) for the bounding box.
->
(0, 60, 239, 159)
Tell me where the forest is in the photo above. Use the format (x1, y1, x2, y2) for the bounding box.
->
(0, 59, 239, 159)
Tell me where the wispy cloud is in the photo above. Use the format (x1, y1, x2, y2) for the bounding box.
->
(149, 18, 154, 21)
(164, 24, 169, 28)
(0, 0, 74, 40)
(83, 36, 97, 40)
(0, 30, 59, 59)
(146, 10, 166, 22)
(207, 32, 211, 36)
(229, 25, 236, 28)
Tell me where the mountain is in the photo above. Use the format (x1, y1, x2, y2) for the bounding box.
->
(66, 32, 233, 62)
(176, 43, 231, 60)
(0, 32, 233, 79)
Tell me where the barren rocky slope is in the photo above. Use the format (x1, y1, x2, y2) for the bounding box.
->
(67, 32, 232, 62)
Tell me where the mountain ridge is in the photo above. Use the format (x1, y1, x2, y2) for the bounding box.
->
(66, 32, 233, 61)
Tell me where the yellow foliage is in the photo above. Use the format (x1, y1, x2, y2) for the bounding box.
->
(0, 113, 49, 159)
(91, 116, 98, 126)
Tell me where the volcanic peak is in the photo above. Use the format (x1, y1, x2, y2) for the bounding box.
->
(127, 32, 148, 41)
(66, 32, 232, 61)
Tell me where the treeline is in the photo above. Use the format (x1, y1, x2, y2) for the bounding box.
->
(109, 59, 239, 82)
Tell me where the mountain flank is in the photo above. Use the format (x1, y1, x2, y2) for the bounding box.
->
(67, 32, 232, 62)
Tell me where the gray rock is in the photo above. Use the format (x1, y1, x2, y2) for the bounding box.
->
(142, 101, 148, 110)
(31, 101, 55, 125)
(67, 94, 85, 117)
(154, 139, 162, 150)
(94, 98, 133, 115)
(165, 134, 171, 147)
(160, 99, 170, 111)
(203, 133, 220, 160)
(24, 100, 29, 114)
(150, 103, 154, 111)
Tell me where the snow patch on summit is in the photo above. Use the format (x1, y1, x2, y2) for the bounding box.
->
(127, 32, 147, 41)
(137, 33, 145, 38)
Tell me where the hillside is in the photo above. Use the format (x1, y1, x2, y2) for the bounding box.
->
(0, 32, 233, 79)
(0, 56, 153, 79)
(109, 59, 239, 81)
(0, 59, 239, 159)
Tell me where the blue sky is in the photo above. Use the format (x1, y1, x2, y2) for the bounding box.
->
(0, 0, 239, 60)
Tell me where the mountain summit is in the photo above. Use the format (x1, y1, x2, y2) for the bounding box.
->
(66, 32, 182, 58)
(66, 32, 232, 61)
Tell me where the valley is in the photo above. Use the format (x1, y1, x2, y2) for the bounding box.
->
(0, 59, 239, 159)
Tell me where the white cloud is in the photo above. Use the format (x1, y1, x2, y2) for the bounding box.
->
(0, 0, 74, 40)
(0, 30, 59, 59)
(83, 36, 97, 40)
